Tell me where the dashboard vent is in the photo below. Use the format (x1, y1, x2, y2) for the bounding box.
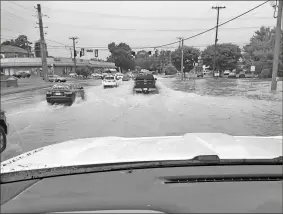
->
(162, 175, 283, 184)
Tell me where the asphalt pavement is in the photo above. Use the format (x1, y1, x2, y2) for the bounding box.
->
(1, 77, 282, 162)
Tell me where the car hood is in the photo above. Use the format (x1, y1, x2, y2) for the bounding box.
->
(1, 133, 282, 173)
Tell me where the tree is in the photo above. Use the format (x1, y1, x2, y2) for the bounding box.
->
(201, 43, 242, 72)
(242, 26, 283, 77)
(106, 42, 135, 72)
(165, 64, 178, 75)
(1, 40, 16, 46)
(1, 35, 33, 54)
(34, 40, 48, 57)
(76, 67, 91, 78)
(172, 46, 200, 73)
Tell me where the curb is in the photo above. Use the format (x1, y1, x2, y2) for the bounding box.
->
(1, 80, 101, 96)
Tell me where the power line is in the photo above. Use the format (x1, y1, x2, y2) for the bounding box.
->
(97, 13, 273, 21)
(45, 39, 70, 47)
(45, 7, 272, 21)
(8, 1, 32, 11)
(151, 0, 271, 49)
(43, 19, 268, 32)
(1, 9, 27, 21)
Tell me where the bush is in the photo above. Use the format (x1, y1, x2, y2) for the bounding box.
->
(258, 69, 271, 79)
(165, 64, 178, 75)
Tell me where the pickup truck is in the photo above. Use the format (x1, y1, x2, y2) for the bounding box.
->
(133, 74, 157, 94)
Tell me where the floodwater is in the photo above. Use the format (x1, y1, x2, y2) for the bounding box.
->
(1, 77, 282, 161)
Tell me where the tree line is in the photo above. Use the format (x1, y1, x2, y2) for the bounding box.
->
(1, 26, 282, 77)
(106, 26, 283, 77)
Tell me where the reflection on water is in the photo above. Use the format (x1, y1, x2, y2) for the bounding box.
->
(170, 78, 283, 101)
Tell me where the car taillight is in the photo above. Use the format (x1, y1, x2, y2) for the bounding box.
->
(64, 92, 72, 95)
(46, 91, 52, 95)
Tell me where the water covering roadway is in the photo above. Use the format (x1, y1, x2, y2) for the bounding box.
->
(1, 77, 282, 162)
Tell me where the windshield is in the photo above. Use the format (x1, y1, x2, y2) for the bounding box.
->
(1, 1, 282, 171)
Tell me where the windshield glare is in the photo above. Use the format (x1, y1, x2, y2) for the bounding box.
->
(0, 1, 282, 173)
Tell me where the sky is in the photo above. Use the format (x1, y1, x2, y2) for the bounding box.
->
(1, 1, 277, 60)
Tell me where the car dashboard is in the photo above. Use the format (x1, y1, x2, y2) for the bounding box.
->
(1, 165, 282, 213)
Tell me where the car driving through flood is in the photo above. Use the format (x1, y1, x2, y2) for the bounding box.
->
(46, 83, 85, 105)
(133, 73, 158, 94)
(102, 75, 119, 88)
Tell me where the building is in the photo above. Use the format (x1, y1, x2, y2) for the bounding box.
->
(0, 57, 116, 76)
(0, 45, 32, 58)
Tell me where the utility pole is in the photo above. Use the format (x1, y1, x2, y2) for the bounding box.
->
(36, 4, 49, 82)
(177, 37, 184, 80)
(69, 37, 78, 74)
(212, 6, 226, 77)
(271, 0, 283, 91)
(169, 51, 172, 64)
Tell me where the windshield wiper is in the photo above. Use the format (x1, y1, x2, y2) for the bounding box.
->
(1, 155, 282, 184)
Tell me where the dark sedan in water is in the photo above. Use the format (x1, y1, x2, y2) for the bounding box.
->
(0, 110, 8, 153)
(46, 83, 85, 105)
(133, 74, 157, 94)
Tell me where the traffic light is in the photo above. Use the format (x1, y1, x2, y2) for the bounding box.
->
(80, 48, 85, 57)
(95, 49, 98, 57)
(74, 50, 77, 57)
(148, 51, 152, 56)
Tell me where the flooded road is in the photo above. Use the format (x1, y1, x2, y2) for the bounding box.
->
(1, 77, 282, 162)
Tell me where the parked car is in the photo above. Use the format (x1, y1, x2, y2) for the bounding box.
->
(214, 71, 220, 77)
(0, 110, 8, 153)
(48, 75, 67, 82)
(12, 71, 31, 78)
(22, 71, 31, 78)
(236, 71, 255, 78)
(91, 73, 103, 79)
(197, 71, 203, 77)
(228, 71, 237, 78)
(46, 83, 85, 105)
(48, 75, 58, 82)
(223, 70, 230, 76)
(69, 73, 77, 78)
(102, 75, 119, 88)
(56, 76, 67, 82)
(133, 74, 157, 94)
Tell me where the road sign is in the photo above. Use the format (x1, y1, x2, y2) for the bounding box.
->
(251, 66, 255, 72)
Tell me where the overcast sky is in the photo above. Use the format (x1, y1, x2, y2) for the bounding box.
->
(1, 1, 276, 60)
